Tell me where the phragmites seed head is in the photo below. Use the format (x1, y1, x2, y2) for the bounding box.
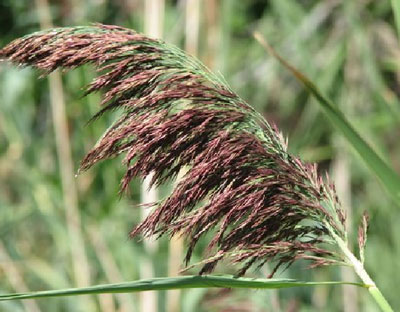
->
(0, 24, 347, 276)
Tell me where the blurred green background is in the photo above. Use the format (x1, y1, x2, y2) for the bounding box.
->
(0, 0, 399, 311)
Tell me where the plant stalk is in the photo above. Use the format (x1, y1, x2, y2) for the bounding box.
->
(35, 0, 92, 289)
(330, 229, 394, 312)
(142, 2, 165, 312)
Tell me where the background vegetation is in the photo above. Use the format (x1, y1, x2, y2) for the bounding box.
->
(0, 0, 399, 311)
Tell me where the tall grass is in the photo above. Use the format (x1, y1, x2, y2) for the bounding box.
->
(0, 1, 399, 311)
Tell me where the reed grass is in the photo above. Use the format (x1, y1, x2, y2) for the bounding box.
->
(0, 24, 395, 311)
(0, 1, 399, 311)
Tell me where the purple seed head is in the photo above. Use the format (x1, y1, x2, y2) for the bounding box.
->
(0, 24, 347, 276)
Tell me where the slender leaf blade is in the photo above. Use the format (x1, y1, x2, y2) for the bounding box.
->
(0, 275, 366, 301)
(253, 32, 400, 203)
(391, 0, 400, 40)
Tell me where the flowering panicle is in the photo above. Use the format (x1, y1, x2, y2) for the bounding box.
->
(0, 24, 347, 276)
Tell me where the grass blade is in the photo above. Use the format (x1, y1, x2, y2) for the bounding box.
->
(391, 0, 400, 40)
(0, 275, 366, 301)
(253, 32, 400, 203)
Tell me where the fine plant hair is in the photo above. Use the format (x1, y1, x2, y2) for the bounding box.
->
(0, 24, 348, 277)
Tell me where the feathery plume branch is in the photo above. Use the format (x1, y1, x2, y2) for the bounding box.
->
(0, 24, 347, 276)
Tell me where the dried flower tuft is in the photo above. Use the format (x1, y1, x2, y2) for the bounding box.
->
(0, 24, 347, 276)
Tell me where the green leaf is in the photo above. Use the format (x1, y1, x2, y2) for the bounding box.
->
(253, 32, 400, 203)
(391, 0, 400, 40)
(0, 275, 365, 301)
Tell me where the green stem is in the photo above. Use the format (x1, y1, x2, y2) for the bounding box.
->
(331, 229, 394, 312)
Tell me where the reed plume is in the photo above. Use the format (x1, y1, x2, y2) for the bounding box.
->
(0, 24, 348, 276)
